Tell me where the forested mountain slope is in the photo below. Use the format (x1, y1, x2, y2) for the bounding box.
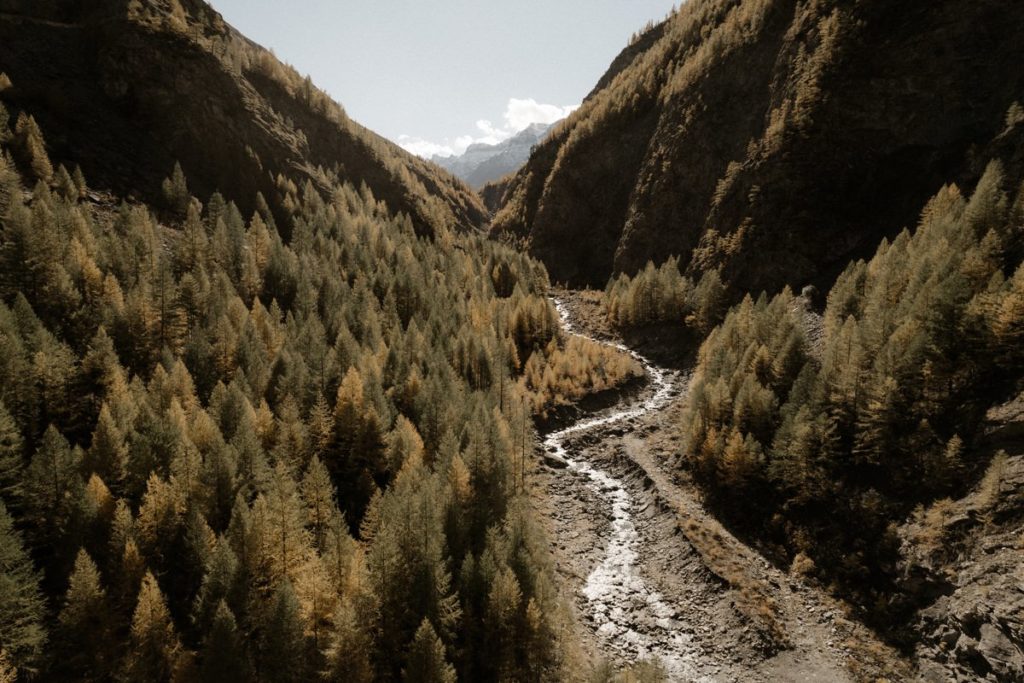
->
(675, 158, 1024, 674)
(0, 3, 657, 679)
(0, 0, 486, 237)
(491, 0, 1024, 292)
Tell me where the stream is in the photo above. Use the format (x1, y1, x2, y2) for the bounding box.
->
(544, 299, 708, 681)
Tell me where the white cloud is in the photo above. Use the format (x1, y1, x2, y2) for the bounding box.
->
(396, 135, 456, 158)
(504, 98, 579, 131)
(399, 97, 579, 159)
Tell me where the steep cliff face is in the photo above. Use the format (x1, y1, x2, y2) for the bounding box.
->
(491, 0, 1024, 290)
(0, 0, 486, 235)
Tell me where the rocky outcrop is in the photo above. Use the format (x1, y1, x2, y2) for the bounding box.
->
(433, 122, 551, 189)
(915, 537, 1024, 682)
(0, 0, 486, 235)
(491, 0, 1024, 291)
(900, 401, 1024, 681)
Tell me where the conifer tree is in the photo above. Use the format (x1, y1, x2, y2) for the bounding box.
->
(0, 501, 45, 676)
(486, 566, 522, 676)
(404, 619, 456, 683)
(87, 404, 130, 495)
(301, 456, 337, 551)
(323, 597, 374, 683)
(71, 165, 87, 199)
(0, 101, 10, 144)
(24, 426, 82, 552)
(192, 536, 239, 633)
(161, 162, 190, 217)
(258, 581, 307, 683)
(13, 114, 52, 182)
(53, 164, 76, 201)
(56, 549, 112, 681)
(122, 571, 184, 683)
(0, 403, 24, 509)
(200, 601, 253, 683)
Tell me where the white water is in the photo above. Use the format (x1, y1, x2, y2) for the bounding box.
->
(545, 299, 709, 681)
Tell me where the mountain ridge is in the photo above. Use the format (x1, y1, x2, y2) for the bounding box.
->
(0, 0, 486, 236)
(490, 0, 1024, 293)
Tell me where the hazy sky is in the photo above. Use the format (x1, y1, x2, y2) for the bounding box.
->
(208, 1, 678, 157)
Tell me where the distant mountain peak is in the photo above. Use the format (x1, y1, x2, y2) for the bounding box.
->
(432, 122, 554, 189)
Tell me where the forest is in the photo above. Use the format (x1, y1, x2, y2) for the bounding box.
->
(675, 161, 1024, 634)
(0, 80, 642, 681)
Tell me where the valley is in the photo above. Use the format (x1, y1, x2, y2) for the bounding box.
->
(0, 0, 1021, 680)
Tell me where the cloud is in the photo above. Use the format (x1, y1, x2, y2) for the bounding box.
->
(399, 97, 579, 159)
(504, 98, 579, 131)
(396, 135, 456, 159)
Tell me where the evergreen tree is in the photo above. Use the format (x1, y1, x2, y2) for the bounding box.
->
(0, 403, 24, 509)
(192, 536, 239, 633)
(121, 571, 185, 683)
(0, 501, 45, 676)
(258, 581, 307, 683)
(404, 618, 456, 683)
(200, 601, 253, 683)
(161, 162, 190, 217)
(56, 549, 112, 681)
(24, 426, 82, 554)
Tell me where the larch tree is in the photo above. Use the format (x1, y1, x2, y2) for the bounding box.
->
(0, 501, 45, 676)
(122, 571, 185, 683)
(200, 601, 253, 683)
(257, 580, 308, 683)
(161, 162, 191, 217)
(404, 619, 456, 683)
(323, 597, 374, 683)
(13, 114, 52, 182)
(56, 549, 112, 682)
(0, 403, 24, 509)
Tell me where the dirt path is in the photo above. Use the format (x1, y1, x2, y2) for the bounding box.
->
(531, 291, 911, 682)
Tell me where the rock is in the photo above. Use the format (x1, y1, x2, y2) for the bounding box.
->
(543, 454, 569, 469)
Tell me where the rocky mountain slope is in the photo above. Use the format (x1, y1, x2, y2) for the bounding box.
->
(900, 396, 1024, 681)
(490, 0, 1024, 290)
(433, 122, 551, 189)
(0, 0, 486, 236)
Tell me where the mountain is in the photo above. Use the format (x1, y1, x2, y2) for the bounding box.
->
(0, 0, 486, 237)
(490, 0, 1024, 291)
(432, 122, 551, 189)
(0, 1, 634, 680)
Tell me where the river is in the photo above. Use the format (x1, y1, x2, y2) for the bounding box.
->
(544, 298, 709, 681)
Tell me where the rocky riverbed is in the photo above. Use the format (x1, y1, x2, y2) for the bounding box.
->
(531, 290, 912, 681)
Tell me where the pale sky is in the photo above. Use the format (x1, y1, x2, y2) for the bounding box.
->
(208, 1, 678, 157)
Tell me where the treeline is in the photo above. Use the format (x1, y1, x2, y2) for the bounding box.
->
(0, 91, 592, 681)
(679, 161, 1024, 626)
(604, 257, 726, 333)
